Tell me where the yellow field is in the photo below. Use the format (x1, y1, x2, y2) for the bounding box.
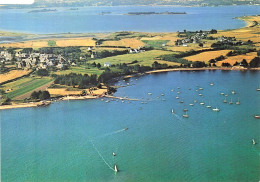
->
(211, 16, 260, 44)
(101, 38, 145, 48)
(55, 38, 96, 47)
(47, 88, 82, 96)
(0, 70, 31, 84)
(0, 38, 96, 48)
(185, 50, 232, 63)
(216, 52, 257, 66)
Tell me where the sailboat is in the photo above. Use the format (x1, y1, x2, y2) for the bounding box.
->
(235, 98, 240, 105)
(183, 111, 189, 118)
(229, 98, 233, 105)
(223, 97, 227, 103)
(252, 139, 257, 145)
(206, 101, 211, 108)
(257, 85, 260, 91)
(212, 107, 220, 112)
(171, 109, 175, 114)
(114, 165, 119, 172)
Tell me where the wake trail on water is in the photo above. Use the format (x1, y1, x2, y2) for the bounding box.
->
(89, 128, 126, 141)
(90, 140, 115, 172)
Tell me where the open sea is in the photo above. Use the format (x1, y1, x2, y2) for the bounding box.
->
(0, 5, 259, 34)
(1, 70, 260, 182)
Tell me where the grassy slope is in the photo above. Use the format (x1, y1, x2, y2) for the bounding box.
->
(54, 66, 104, 75)
(5, 77, 53, 99)
(90, 50, 179, 66)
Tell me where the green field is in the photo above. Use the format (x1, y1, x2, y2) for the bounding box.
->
(54, 66, 104, 76)
(90, 50, 175, 66)
(48, 40, 57, 46)
(5, 78, 53, 99)
(142, 40, 170, 48)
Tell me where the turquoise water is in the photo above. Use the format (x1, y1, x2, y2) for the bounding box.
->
(0, 6, 259, 34)
(1, 70, 260, 181)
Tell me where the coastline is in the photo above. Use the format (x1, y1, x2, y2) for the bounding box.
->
(0, 15, 259, 110)
(1, 67, 259, 111)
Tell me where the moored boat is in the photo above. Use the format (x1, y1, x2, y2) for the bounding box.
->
(254, 115, 260, 119)
(183, 111, 189, 118)
(212, 107, 220, 112)
(171, 109, 175, 114)
(252, 139, 257, 145)
(235, 98, 240, 105)
(114, 165, 119, 172)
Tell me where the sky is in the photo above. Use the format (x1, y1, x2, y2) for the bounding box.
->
(0, 0, 34, 4)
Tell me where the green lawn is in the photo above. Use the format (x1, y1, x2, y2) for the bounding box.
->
(90, 50, 174, 66)
(142, 40, 170, 49)
(6, 78, 53, 99)
(54, 66, 104, 76)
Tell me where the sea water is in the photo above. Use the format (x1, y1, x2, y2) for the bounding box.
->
(1, 70, 260, 181)
(0, 6, 259, 34)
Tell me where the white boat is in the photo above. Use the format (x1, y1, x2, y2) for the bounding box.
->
(189, 103, 194, 106)
(257, 85, 260, 91)
(210, 83, 214, 86)
(200, 102, 205, 105)
(213, 107, 220, 112)
(199, 88, 203, 90)
(235, 98, 240, 105)
(113, 152, 116, 156)
(231, 90, 236, 94)
(229, 98, 233, 105)
(171, 109, 175, 114)
(220, 93, 224, 95)
(199, 93, 203, 96)
(194, 100, 197, 103)
(171, 89, 174, 92)
(176, 96, 179, 99)
(183, 109, 188, 112)
(223, 97, 227, 103)
(161, 93, 165, 96)
(252, 139, 257, 145)
(180, 101, 184, 103)
(183, 111, 189, 118)
(148, 92, 152, 95)
(114, 165, 119, 172)
(177, 91, 181, 94)
(106, 100, 110, 103)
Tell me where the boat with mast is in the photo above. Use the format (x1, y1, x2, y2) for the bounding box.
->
(183, 111, 189, 118)
(213, 107, 220, 112)
(114, 165, 119, 172)
(229, 98, 233, 105)
(252, 139, 257, 145)
(236, 98, 240, 105)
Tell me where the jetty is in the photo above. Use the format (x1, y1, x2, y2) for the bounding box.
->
(104, 95, 139, 101)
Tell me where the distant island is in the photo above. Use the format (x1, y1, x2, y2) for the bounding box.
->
(68, 8, 79, 11)
(126, 11, 187, 15)
(99, 12, 112, 15)
(28, 9, 57, 13)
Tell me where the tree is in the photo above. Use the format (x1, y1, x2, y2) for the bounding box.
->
(233, 61, 239, 66)
(39, 91, 50, 100)
(249, 57, 260, 68)
(36, 69, 49, 76)
(199, 43, 203, 47)
(2, 97, 11, 105)
(31, 91, 39, 100)
(97, 63, 101, 69)
(240, 59, 248, 67)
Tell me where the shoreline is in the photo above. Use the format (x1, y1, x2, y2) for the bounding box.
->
(1, 67, 259, 111)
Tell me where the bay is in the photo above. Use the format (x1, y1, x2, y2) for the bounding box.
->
(1, 70, 260, 182)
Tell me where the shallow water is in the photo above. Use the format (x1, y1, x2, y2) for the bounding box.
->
(1, 70, 260, 181)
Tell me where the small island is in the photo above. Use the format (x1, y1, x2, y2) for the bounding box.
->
(28, 9, 57, 13)
(126, 11, 187, 15)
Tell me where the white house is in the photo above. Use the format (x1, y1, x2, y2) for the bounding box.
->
(104, 62, 111, 67)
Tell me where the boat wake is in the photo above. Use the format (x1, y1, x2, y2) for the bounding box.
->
(91, 128, 126, 141)
(90, 140, 116, 172)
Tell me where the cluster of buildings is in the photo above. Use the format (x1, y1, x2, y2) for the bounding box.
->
(129, 46, 146, 54)
(175, 32, 209, 46)
(0, 51, 74, 70)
